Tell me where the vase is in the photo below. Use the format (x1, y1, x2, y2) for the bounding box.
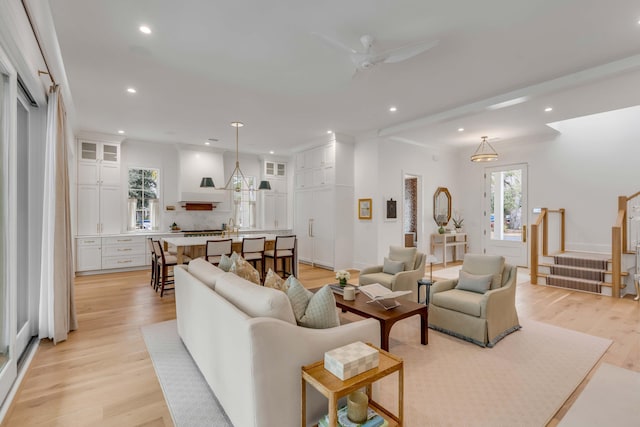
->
(438, 226, 445, 234)
(339, 278, 347, 286)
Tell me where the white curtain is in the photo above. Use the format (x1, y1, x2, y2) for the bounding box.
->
(38, 85, 76, 344)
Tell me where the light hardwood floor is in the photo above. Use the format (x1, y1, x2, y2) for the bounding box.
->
(1, 263, 639, 426)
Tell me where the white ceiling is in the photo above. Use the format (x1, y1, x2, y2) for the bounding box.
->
(47, 0, 640, 154)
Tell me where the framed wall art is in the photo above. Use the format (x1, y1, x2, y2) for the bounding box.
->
(358, 198, 372, 220)
(386, 198, 397, 220)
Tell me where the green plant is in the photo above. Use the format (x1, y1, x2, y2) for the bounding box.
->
(452, 215, 464, 228)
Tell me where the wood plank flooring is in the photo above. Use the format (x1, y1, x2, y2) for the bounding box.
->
(1, 263, 639, 426)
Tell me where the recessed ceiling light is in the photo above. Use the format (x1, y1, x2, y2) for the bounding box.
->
(327, 130, 332, 134)
(126, 87, 137, 93)
(544, 107, 553, 112)
(117, 130, 125, 134)
(204, 141, 210, 146)
(458, 128, 464, 132)
(269, 150, 275, 154)
(139, 25, 152, 34)
(389, 106, 397, 112)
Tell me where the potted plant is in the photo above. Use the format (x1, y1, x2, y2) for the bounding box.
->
(336, 270, 351, 287)
(452, 214, 464, 232)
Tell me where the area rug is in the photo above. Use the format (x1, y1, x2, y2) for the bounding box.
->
(371, 316, 611, 427)
(557, 363, 640, 427)
(434, 265, 531, 284)
(142, 317, 610, 427)
(141, 320, 232, 427)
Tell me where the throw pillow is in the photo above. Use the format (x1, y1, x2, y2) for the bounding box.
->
(383, 257, 405, 275)
(455, 270, 493, 294)
(286, 279, 339, 329)
(230, 255, 261, 285)
(388, 246, 417, 271)
(218, 254, 231, 272)
(264, 268, 287, 292)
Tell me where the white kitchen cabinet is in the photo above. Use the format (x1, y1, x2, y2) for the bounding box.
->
(76, 237, 102, 271)
(77, 139, 122, 236)
(293, 136, 353, 270)
(101, 236, 146, 270)
(263, 192, 288, 230)
(265, 161, 286, 178)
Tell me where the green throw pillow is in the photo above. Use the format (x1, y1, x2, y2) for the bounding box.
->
(455, 270, 493, 294)
(383, 257, 405, 275)
(218, 251, 239, 272)
(286, 278, 339, 329)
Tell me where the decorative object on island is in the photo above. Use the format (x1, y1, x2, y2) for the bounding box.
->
(358, 198, 372, 220)
(336, 270, 351, 286)
(471, 135, 498, 162)
(426, 254, 439, 282)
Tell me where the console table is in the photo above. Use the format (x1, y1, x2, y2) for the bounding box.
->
(431, 232, 468, 267)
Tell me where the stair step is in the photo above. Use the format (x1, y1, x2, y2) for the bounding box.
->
(539, 263, 628, 276)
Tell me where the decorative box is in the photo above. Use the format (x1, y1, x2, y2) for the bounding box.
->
(324, 341, 379, 380)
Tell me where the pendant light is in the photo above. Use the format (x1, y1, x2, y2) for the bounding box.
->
(199, 177, 215, 188)
(470, 136, 498, 162)
(223, 121, 253, 192)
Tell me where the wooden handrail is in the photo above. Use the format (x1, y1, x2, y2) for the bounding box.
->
(611, 208, 625, 298)
(625, 190, 640, 201)
(530, 208, 565, 285)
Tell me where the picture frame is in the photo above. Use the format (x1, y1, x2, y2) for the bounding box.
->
(386, 198, 397, 220)
(358, 198, 372, 220)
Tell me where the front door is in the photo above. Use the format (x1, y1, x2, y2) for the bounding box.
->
(483, 164, 528, 267)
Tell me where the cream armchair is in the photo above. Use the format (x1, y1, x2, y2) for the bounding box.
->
(429, 254, 520, 347)
(358, 246, 426, 302)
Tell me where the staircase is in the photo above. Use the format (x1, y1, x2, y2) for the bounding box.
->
(537, 252, 627, 295)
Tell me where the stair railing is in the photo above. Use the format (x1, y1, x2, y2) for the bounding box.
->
(611, 192, 640, 298)
(530, 208, 565, 285)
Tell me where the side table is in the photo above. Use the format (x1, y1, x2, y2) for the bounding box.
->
(301, 343, 403, 427)
(417, 278, 433, 305)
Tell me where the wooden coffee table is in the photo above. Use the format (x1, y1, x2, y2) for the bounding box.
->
(333, 290, 428, 351)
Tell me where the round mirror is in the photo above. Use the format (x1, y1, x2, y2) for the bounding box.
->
(433, 187, 452, 226)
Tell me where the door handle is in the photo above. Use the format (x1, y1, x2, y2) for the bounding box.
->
(522, 225, 527, 243)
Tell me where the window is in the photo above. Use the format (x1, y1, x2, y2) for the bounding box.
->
(232, 175, 256, 228)
(128, 168, 160, 230)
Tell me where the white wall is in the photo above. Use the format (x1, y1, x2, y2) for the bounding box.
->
(455, 105, 640, 257)
(353, 136, 458, 269)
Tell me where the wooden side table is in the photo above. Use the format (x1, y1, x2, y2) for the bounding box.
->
(301, 343, 403, 427)
(430, 232, 468, 267)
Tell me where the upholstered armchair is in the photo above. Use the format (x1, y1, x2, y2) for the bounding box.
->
(358, 246, 426, 302)
(429, 254, 520, 347)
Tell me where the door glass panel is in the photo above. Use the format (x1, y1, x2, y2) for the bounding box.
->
(81, 141, 97, 160)
(103, 144, 118, 162)
(16, 99, 28, 333)
(0, 72, 9, 370)
(490, 169, 523, 241)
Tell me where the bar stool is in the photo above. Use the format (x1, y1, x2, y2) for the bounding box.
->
(153, 240, 177, 297)
(242, 236, 266, 279)
(205, 239, 233, 266)
(147, 237, 157, 289)
(264, 235, 296, 278)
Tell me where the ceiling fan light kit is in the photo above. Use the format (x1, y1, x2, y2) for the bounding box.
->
(470, 136, 498, 162)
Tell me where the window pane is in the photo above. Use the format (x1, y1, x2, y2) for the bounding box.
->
(128, 168, 160, 230)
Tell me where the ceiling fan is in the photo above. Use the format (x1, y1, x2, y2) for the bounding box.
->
(316, 33, 439, 72)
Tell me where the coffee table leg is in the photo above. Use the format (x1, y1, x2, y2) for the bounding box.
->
(420, 310, 428, 345)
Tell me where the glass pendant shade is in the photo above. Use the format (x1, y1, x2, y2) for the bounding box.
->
(470, 136, 498, 162)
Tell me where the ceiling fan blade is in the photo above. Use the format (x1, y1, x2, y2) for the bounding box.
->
(313, 32, 358, 55)
(379, 39, 439, 64)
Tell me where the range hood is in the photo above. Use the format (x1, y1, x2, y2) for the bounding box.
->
(178, 191, 227, 203)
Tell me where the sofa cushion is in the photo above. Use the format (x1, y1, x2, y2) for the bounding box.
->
(432, 289, 484, 317)
(389, 246, 417, 271)
(215, 272, 296, 324)
(264, 268, 288, 292)
(218, 252, 239, 272)
(461, 254, 505, 290)
(188, 258, 225, 289)
(230, 255, 261, 285)
(383, 257, 405, 275)
(287, 278, 339, 329)
(358, 272, 393, 288)
(455, 271, 493, 294)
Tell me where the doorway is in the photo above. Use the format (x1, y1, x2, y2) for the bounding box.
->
(483, 164, 528, 266)
(403, 175, 419, 248)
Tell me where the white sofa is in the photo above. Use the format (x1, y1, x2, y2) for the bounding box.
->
(174, 259, 381, 427)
